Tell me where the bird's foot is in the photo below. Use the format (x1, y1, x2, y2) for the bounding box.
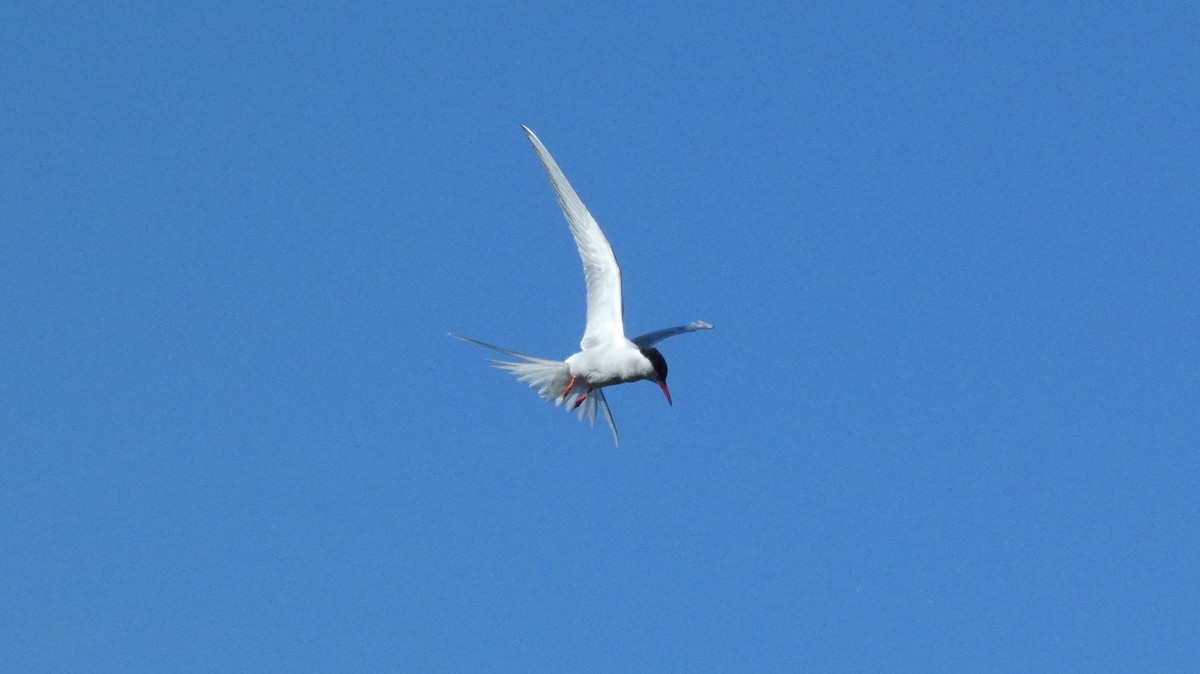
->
(571, 390, 591, 410)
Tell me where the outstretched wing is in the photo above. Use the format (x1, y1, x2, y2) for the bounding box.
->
(522, 125, 625, 351)
(631, 320, 714, 348)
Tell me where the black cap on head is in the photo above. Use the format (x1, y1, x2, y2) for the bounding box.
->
(640, 347, 669, 382)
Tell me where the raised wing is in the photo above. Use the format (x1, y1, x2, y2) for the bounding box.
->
(522, 125, 625, 350)
(631, 320, 714, 348)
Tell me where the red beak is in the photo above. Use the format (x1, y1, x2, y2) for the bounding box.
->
(658, 380, 673, 406)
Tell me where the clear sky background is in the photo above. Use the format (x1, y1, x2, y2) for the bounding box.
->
(3, 2, 1197, 671)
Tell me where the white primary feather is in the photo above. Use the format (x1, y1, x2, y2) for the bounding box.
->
(522, 125, 625, 351)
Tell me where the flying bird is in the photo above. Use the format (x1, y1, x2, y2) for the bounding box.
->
(453, 126, 713, 445)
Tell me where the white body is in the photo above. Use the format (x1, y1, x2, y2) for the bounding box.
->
(565, 339, 655, 388)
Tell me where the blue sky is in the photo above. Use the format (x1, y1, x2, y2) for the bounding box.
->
(3, 2, 1197, 671)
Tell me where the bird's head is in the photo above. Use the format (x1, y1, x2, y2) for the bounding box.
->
(640, 347, 672, 405)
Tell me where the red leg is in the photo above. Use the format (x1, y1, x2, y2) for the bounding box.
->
(561, 375, 578, 400)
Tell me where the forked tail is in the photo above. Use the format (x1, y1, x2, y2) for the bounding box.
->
(451, 334, 620, 445)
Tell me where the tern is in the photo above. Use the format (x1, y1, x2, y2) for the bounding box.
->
(453, 125, 713, 445)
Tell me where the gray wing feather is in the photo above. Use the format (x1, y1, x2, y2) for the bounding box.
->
(631, 320, 714, 348)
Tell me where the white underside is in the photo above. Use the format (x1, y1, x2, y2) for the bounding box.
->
(564, 339, 656, 388)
